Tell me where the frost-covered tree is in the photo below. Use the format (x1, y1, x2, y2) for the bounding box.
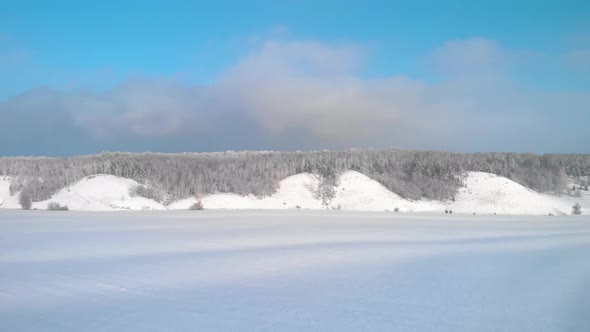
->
(19, 190, 32, 210)
(0, 150, 588, 204)
(572, 203, 582, 215)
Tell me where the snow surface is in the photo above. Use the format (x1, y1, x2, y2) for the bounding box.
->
(1, 171, 588, 215)
(0, 210, 589, 331)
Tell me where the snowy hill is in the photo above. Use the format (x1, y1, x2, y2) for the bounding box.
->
(169, 173, 324, 210)
(449, 172, 574, 215)
(330, 171, 443, 212)
(1, 172, 587, 214)
(32, 175, 165, 211)
(178, 171, 586, 215)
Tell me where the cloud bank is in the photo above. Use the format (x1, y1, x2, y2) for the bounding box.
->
(1, 37, 589, 155)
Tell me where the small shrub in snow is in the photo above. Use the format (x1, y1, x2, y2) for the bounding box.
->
(47, 202, 69, 211)
(449, 210, 453, 214)
(189, 200, 204, 210)
(394, 207, 400, 212)
(444, 209, 448, 214)
(572, 203, 582, 215)
(19, 191, 32, 210)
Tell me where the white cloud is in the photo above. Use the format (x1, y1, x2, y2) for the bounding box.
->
(430, 37, 507, 73)
(68, 80, 192, 138)
(1, 37, 589, 153)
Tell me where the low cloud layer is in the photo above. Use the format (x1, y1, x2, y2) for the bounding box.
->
(1, 38, 589, 155)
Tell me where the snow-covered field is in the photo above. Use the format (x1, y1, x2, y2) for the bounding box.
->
(1, 210, 589, 331)
(2, 171, 588, 215)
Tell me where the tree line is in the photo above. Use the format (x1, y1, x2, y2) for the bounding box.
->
(1, 150, 588, 204)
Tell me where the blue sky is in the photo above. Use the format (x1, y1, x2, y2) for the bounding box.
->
(1, 0, 589, 155)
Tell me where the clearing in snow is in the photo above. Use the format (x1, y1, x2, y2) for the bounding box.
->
(0, 210, 589, 331)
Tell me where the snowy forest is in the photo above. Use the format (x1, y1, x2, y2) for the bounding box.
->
(1, 150, 589, 205)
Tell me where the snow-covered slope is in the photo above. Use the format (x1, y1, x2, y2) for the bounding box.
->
(330, 171, 442, 212)
(450, 172, 573, 215)
(0, 177, 20, 209)
(170, 173, 324, 210)
(328, 171, 587, 215)
(176, 170, 583, 215)
(331, 171, 406, 211)
(32, 175, 164, 211)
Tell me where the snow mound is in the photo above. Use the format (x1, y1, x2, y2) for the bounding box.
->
(33, 175, 164, 211)
(271, 173, 323, 208)
(171, 173, 324, 210)
(331, 171, 434, 212)
(202, 173, 324, 210)
(451, 172, 572, 215)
